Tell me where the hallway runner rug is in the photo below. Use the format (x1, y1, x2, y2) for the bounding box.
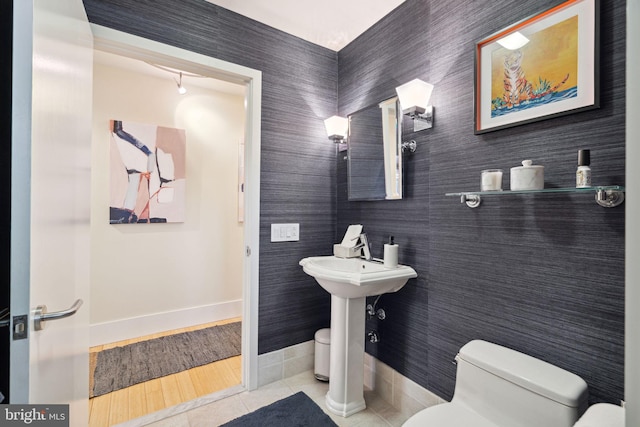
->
(90, 321, 241, 397)
(220, 391, 338, 427)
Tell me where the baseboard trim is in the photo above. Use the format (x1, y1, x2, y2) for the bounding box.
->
(363, 353, 445, 416)
(257, 340, 315, 387)
(256, 341, 445, 418)
(89, 300, 243, 346)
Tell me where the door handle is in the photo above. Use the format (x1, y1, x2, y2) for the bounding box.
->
(34, 299, 83, 331)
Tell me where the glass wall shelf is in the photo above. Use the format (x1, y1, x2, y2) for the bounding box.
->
(445, 186, 625, 208)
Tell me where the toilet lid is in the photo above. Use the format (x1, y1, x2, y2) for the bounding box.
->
(403, 403, 499, 427)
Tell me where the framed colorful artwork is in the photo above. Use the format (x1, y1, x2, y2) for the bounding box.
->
(474, 0, 599, 134)
(109, 120, 186, 224)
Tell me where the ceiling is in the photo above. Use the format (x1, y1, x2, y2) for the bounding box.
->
(95, 1, 406, 93)
(94, 50, 246, 94)
(205, 0, 406, 51)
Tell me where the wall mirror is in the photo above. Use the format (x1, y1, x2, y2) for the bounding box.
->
(347, 97, 403, 201)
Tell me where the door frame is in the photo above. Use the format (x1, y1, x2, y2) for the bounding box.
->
(626, 1, 639, 426)
(9, 0, 34, 404)
(91, 24, 261, 391)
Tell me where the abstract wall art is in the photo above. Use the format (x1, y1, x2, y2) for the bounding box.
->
(109, 120, 186, 224)
(474, 0, 599, 134)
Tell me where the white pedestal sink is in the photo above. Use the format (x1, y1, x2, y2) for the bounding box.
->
(299, 256, 417, 417)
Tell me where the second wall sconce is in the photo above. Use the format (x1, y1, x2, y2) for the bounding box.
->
(324, 115, 349, 143)
(395, 78, 434, 132)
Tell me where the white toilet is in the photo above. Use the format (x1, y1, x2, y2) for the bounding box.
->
(403, 340, 589, 427)
(573, 403, 625, 427)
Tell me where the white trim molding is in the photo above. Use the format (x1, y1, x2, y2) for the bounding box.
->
(626, 1, 640, 426)
(89, 300, 243, 346)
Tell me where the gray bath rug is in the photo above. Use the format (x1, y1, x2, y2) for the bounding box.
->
(220, 391, 337, 427)
(90, 321, 241, 397)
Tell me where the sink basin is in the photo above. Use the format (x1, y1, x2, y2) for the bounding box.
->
(299, 256, 417, 299)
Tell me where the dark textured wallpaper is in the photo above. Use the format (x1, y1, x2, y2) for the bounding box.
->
(83, 0, 626, 406)
(338, 0, 625, 405)
(83, 0, 338, 354)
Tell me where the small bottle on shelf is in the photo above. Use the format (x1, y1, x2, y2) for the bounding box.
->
(576, 149, 591, 188)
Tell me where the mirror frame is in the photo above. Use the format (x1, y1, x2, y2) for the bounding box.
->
(347, 96, 403, 201)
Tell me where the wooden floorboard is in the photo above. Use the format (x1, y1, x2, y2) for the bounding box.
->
(108, 388, 129, 426)
(88, 394, 110, 427)
(88, 318, 242, 426)
(144, 378, 165, 414)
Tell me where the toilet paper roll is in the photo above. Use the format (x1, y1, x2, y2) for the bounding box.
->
(384, 244, 398, 268)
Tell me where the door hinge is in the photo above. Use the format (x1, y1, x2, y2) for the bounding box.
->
(12, 315, 28, 340)
(246, 246, 251, 256)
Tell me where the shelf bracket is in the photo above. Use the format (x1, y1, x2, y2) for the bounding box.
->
(595, 189, 625, 208)
(460, 194, 481, 208)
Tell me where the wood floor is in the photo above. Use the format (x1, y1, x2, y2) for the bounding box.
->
(88, 317, 242, 427)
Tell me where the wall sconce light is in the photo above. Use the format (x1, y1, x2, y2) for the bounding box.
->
(324, 115, 349, 143)
(395, 78, 434, 132)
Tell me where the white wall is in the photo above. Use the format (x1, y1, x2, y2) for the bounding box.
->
(89, 54, 245, 344)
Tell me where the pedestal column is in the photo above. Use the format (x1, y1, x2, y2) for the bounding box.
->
(325, 295, 367, 417)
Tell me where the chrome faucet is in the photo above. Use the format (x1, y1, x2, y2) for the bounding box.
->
(352, 233, 372, 261)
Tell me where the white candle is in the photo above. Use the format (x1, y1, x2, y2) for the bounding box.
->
(481, 169, 503, 191)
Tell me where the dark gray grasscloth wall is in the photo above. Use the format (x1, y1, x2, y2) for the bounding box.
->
(338, 0, 625, 405)
(82, 0, 337, 353)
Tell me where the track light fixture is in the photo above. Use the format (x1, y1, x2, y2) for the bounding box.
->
(175, 72, 187, 95)
(145, 62, 205, 95)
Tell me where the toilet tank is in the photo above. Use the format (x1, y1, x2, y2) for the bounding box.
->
(452, 340, 588, 427)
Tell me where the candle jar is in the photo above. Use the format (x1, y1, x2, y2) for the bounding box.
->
(510, 160, 544, 191)
(481, 169, 503, 191)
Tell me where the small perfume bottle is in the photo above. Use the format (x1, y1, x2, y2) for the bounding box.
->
(576, 149, 591, 188)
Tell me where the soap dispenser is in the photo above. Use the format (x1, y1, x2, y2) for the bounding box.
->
(383, 236, 398, 268)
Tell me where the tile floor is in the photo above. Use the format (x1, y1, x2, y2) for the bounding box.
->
(117, 369, 411, 427)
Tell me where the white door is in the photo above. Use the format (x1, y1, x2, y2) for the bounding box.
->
(10, 0, 92, 425)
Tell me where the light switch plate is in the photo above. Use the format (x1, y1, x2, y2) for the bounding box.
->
(271, 223, 299, 242)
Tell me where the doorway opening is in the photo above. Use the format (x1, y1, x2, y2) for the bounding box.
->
(88, 24, 261, 424)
